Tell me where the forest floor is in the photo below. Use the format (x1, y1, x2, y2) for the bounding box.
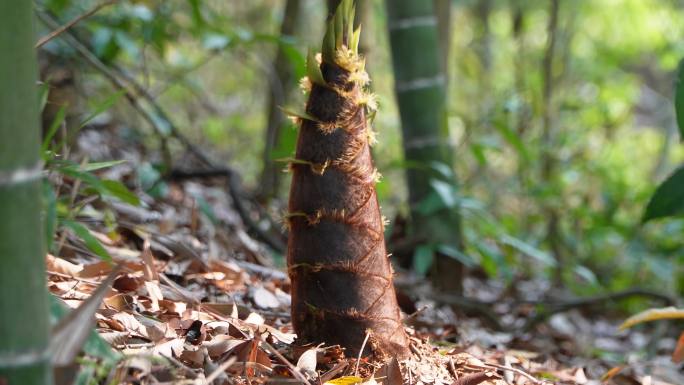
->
(46, 126, 683, 385)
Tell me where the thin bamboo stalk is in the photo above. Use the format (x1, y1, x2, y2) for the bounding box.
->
(385, 0, 465, 293)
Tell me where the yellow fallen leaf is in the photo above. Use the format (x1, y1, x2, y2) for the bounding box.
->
(324, 376, 364, 385)
(600, 366, 623, 381)
(619, 307, 684, 330)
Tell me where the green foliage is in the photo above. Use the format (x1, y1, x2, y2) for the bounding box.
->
(321, 0, 359, 62)
(306, 48, 326, 85)
(675, 59, 684, 142)
(39, 0, 684, 304)
(643, 166, 684, 222)
(61, 220, 112, 262)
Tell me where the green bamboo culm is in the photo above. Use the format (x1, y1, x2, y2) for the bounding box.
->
(385, 0, 465, 293)
(0, 1, 52, 384)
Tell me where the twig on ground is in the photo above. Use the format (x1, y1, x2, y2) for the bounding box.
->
(319, 361, 348, 383)
(354, 330, 371, 377)
(204, 356, 236, 385)
(35, 0, 117, 48)
(451, 372, 491, 385)
(448, 358, 458, 381)
(484, 363, 546, 385)
(259, 340, 312, 385)
(431, 287, 677, 332)
(403, 305, 429, 321)
(160, 353, 199, 380)
(46, 271, 102, 285)
(520, 288, 677, 331)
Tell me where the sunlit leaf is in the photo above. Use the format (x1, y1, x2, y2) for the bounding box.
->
(573, 265, 598, 285)
(619, 307, 684, 330)
(101, 179, 140, 206)
(429, 161, 454, 180)
(429, 179, 458, 208)
(64, 160, 127, 173)
(324, 376, 364, 385)
(351, 26, 361, 54)
(306, 48, 326, 85)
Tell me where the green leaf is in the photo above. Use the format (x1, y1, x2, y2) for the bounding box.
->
(412, 244, 434, 276)
(271, 122, 298, 159)
(493, 118, 530, 163)
(436, 244, 478, 267)
(474, 240, 504, 278)
(351, 26, 361, 54)
(68, 160, 128, 173)
(280, 42, 306, 79)
(78, 89, 127, 128)
(280, 106, 321, 123)
(43, 181, 57, 252)
(42, 106, 67, 156)
(675, 59, 684, 141)
(73, 365, 96, 385)
(573, 265, 598, 285)
(346, 2, 355, 48)
(38, 81, 50, 112)
(429, 179, 458, 208)
(322, 20, 335, 63)
(101, 179, 141, 206)
(194, 196, 217, 224)
(429, 161, 454, 180)
(499, 234, 556, 267)
(306, 48, 326, 86)
(643, 165, 684, 222)
(334, 6, 344, 50)
(57, 164, 140, 205)
(62, 220, 112, 262)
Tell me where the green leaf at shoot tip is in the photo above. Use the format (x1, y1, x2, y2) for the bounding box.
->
(306, 48, 326, 86)
(280, 106, 321, 123)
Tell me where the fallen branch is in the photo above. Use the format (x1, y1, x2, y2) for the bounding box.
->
(520, 288, 677, 331)
(431, 287, 677, 332)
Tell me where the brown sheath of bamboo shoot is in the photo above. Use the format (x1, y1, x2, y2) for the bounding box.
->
(287, 0, 409, 358)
